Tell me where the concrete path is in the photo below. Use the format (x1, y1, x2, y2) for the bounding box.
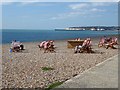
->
(57, 55, 118, 88)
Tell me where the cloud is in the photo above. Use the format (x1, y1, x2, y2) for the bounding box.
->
(92, 2, 108, 6)
(51, 11, 85, 20)
(68, 2, 108, 15)
(90, 8, 106, 12)
(51, 2, 111, 20)
(68, 2, 114, 11)
(91, 2, 116, 7)
(19, 0, 40, 5)
(55, 1, 113, 20)
(20, 3, 53, 6)
(69, 3, 89, 10)
(51, 13, 71, 20)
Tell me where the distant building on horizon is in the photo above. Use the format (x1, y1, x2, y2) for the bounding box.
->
(55, 26, 119, 31)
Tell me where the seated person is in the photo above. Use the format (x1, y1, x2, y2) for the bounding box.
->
(74, 45, 82, 53)
(75, 38, 81, 41)
(82, 38, 92, 48)
(112, 37, 118, 45)
(75, 38, 78, 41)
(98, 36, 107, 47)
(43, 41, 50, 53)
(47, 40, 55, 52)
(99, 38, 105, 47)
(11, 40, 24, 51)
(38, 41, 46, 49)
(106, 37, 112, 43)
(77, 38, 81, 41)
(43, 40, 56, 53)
(103, 36, 107, 43)
(74, 38, 92, 53)
(49, 40, 55, 48)
(106, 37, 118, 49)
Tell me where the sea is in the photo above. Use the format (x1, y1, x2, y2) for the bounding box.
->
(1, 29, 118, 44)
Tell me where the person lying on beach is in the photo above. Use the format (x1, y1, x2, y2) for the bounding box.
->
(74, 38, 92, 53)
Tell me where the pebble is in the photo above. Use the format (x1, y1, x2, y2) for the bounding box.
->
(2, 40, 118, 88)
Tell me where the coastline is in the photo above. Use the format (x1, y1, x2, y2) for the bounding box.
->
(2, 29, 118, 44)
(2, 34, 119, 88)
(2, 34, 118, 45)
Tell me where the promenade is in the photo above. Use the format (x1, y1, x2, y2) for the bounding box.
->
(58, 55, 118, 88)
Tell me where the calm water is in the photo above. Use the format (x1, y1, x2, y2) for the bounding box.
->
(2, 29, 118, 44)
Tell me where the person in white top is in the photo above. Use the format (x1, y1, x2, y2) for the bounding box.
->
(74, 38, 92, 53)
(38, 41, 46, 50)
(11, 40, 24, 52)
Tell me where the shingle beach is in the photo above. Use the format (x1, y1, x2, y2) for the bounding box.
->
(2, 36, 118, 88)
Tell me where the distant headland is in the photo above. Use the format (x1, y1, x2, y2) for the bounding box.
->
(55, 26, 120, 31)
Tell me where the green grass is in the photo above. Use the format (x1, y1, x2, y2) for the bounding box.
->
(45, 81, 64, 90)
(42, 67, 54, 71)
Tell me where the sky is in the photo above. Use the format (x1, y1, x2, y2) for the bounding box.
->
(1, 1, 118, 29)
